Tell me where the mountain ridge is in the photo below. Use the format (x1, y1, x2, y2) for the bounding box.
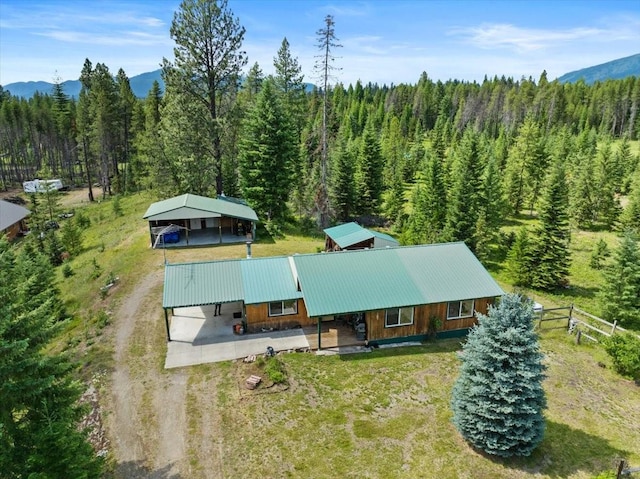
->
(4, 53, 639, 99)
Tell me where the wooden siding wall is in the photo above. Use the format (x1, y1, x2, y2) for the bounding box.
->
(366, 297, 495, 341)
(2, 222, 20, 241)
(245, 299, 315, 332)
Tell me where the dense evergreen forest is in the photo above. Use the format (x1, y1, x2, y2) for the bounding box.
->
(1, 0, 639, 302)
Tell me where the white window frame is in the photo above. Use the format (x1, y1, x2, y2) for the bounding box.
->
(447, 300, 475, 320)
(385, 307, 414, 328)
(268, 299, 298, 317)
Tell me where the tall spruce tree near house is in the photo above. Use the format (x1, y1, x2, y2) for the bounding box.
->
(529, 160, 571, 290)
(451, 293, 546, 458)
(0, 239, 103, 477)
(443, 128, 484, 250)
(354, 120, 384, 215)
(238, 78, 296, 223)
(165, 0, 247, 195)
(273, 37, 306, 139)
(599, 231, 640, 329)
(506, 227, 533, 287)
(622, 168, 640, 230)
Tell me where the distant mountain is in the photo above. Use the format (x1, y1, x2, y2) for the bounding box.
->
(3, 69, 164, 99)
(558, 53, 640, 84)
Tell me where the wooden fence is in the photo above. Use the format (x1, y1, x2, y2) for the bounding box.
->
(535, 304, 640, 344)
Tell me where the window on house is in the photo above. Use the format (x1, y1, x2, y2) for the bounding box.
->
(385, 307, 414, 327)
(447, 300, 475, 320)
(268, 300, 298, 317)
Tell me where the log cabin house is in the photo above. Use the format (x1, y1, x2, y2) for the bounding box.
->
(162, 242, 504, 348)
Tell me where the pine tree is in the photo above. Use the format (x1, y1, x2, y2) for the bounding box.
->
(506, 227, 533, 287)
(330, 134, 356, 221)
(165, 0, 247, 195)
(622, 167, 640, 230)
(238, 78, 296, 222)
(0, 239, 102, 477)
(354, 120, 384, 215)
(443, 128, 484, 250)
(599, 231, 640, 328)
(451, 293, 546, 458)
(314, 14, 341, 228)
(530, 160, 571, 290)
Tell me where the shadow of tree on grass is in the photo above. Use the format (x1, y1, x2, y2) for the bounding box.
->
(494, 420, 630, 478)
(108, 461, 183, 479)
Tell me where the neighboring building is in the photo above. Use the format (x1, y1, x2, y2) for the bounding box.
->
(162, 242, 504, 347)
(0, 199, 30, 241)
(143, 193, 259, 247)
(324, 222, 399, 251)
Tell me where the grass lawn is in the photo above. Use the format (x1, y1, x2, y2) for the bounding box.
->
(44, 187, 639, 478)
(187, 329, 639, 479)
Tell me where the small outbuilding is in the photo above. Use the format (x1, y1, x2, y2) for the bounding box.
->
(324, 222, 399, 251)
(0, 199, 30, 241)
(143, 193, 259, 247)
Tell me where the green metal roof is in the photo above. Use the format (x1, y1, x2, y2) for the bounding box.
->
(163, 256, 302, 308)
(323, 222, 374, 248)
(143, 193, 258, 222)
(241, 256, 302, 304)
(370, 230, 399, 247)
(163, 259, 244, 308)
(292, 242, 504, 317)
(162, 242, 504, 315)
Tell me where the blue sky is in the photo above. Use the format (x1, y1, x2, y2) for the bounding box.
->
(1, 0, 639, 87)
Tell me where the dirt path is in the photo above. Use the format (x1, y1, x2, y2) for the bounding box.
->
(107, 268, 189, 477)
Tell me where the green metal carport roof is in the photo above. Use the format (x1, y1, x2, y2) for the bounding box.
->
(143, 193, 258, 222)
(292, 242, 504, 318)
(163, 256, 301, 309)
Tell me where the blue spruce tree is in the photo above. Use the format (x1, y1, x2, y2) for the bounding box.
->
(451, 293, 546, 457)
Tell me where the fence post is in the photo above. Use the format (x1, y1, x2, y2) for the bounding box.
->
(616, 459, 625, 479)
(538, 307, 544, 330)
(576, 330, 581, 345)
(568, 303, 574, 329)
(611, 320, 617, 336)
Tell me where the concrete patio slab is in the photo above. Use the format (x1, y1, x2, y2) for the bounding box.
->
(165, 303, 310, 369)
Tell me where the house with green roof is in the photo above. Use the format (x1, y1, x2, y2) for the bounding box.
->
(162, 242, 504, 348)
(324, 222, 399, 251)
(143, 193, 258, 247)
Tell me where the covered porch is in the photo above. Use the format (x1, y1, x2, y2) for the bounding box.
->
(303, 319, 366, 351)
(156, 226, 253, 248)
(165, 303, 310, 368)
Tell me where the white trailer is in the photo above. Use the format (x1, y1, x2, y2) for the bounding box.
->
(23, 179, 64, 193)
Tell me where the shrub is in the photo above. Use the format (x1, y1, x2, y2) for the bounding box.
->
(62, 263, 74, 278)
(75, 210, 91, 228)
(264, 356, 286, 384)
(603, 333, 640, 380)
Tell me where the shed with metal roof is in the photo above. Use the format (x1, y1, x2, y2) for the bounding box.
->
(323, 222, 399, 251)
(143, 193, 258, 248)
(0, 199, 30, 241)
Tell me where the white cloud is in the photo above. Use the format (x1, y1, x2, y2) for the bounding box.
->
(450, 23, 606, 52)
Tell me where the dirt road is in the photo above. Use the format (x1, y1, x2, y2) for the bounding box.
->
(107, 268, 190, 477)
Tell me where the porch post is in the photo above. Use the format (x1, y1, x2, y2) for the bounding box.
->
(317, 316, 322, 350)
(164, 308, 172, 342)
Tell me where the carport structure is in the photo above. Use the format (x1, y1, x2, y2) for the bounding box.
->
(143, 193, 258, 247)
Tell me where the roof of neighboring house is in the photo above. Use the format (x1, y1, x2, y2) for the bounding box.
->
(0, 200, 30, 232)
(163, 255, 302, 308)
(324, 222, 399, 249)
(162, 242, 504, 314)
(293, 242, 503, 317)
(143, 193, 258, 222)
